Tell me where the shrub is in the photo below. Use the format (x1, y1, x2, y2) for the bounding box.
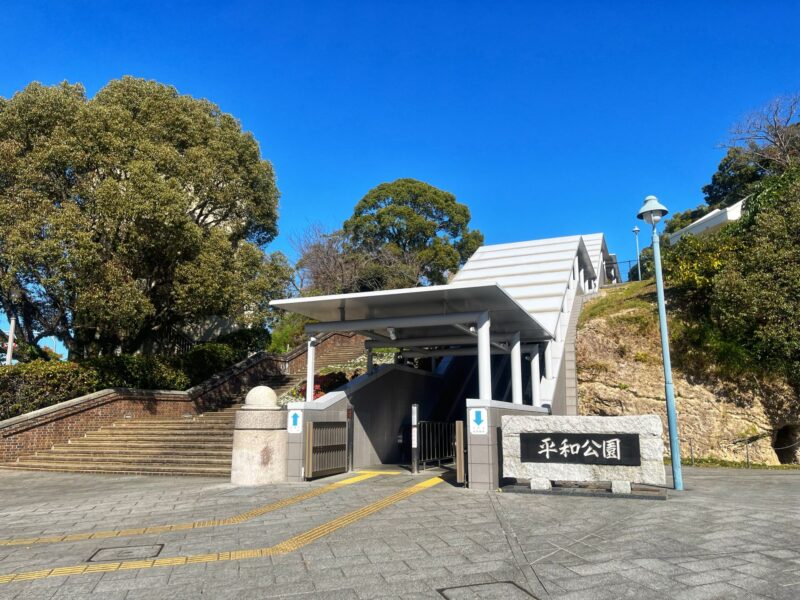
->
(214, 329, 270, 358)
(286, 371, 350, 402)
(0, 361, 99, 420)
(181, 343, 241, 386)
(87, 355, 190, 390)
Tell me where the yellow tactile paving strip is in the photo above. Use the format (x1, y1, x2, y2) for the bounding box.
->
(0, 476, 443, 585)
(0, 470, 401, 548)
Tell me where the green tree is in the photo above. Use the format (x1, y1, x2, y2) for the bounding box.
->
(702, 147, 765, 208)
(343, 178, 483, 286)
(712, 169, 800, 386)
(0, 78, 291, 357)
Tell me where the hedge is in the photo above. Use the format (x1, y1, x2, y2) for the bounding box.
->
(0, 361, 99, 421)
(87, 355, 190, 390)
(0, 341, 248, 421)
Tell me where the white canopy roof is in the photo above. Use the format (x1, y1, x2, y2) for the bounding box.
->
(270, 282, 553, 342)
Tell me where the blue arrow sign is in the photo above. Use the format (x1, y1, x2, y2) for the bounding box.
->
(473, 410, 484, 426)
(291, 413, 299, 427)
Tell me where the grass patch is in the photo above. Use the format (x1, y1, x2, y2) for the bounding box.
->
(580, 280, 656, 323)
(633, 351, 660, 365)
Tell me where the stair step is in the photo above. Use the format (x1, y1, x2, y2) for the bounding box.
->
(44, 447, 232, 458)
(86, 430, 233, 438)
(0, 463, 230, 476)
(23, 454, 232, 466)
(62, 441, 233, 450)
(109, 423, 234, 431)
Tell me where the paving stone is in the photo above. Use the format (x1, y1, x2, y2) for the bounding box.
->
(0, 467, 799, 599)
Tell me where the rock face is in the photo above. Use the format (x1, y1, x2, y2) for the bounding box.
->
(577, 286, 799, 465)
(502, 415, 666, 488)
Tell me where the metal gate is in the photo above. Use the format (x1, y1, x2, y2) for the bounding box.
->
(417, 421, 456, 469)
(304, 421, 348, 479)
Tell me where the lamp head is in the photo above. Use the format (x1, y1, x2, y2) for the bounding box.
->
(637, 195, 669, 225)
(632, 225, 640, 234)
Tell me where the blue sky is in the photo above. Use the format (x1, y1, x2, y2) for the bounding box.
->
(2, 1, 799, 353)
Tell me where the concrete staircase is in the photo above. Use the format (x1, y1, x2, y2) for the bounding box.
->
(311, 344, 366, 371)
(0, 373, 304, 477)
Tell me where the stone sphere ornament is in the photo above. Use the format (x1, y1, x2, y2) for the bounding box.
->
(243, 385, 279, 410)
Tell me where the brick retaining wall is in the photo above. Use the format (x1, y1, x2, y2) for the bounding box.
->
(0, 389, 196, 463)
(285, 332, 367, 374)
(0, 332, 366, 463)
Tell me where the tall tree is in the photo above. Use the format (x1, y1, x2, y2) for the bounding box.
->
(702, 95, 800, 209)
(342, 178, 483, 286)
(0, 78, 291, 357)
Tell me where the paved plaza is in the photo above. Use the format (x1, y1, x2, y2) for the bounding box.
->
(0, 466, 798, 599)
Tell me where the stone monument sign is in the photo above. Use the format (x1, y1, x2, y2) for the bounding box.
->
(502, 415, 666, 493)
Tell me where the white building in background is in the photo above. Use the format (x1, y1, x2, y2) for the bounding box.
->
(668, 199, 744, 245)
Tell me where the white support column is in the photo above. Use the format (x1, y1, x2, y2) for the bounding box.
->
(579, 268, 585, 292)
(530, 345, 542, 407)
(305, 337, 317, 402)
(510, 333, 522, 405)
(4, 315, 16, 365)
(544, 341, 553, 380)
(477, 312, 492, 400)
(366, 348, 374, 373)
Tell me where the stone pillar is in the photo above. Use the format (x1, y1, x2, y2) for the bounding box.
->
(231, 386, 288, 486)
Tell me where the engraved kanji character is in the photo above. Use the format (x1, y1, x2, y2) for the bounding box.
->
(538, 437, 557, 459)
(602, 438, 621, 460)
(559, 438, 581, 458)
(581, 440, 601, 457)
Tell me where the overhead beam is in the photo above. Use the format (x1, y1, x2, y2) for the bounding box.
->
(365, 335, 478, 349)
(402, 344, 542, 358)
(364, 333, 520, 350)
(304, 311, 487, 335)
(357, 330, 394, 344)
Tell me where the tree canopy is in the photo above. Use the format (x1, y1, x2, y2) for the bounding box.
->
(342, 178, 483, 286)
(702, 96, 800, 210)
(0, 77, 291, 358)
(663, 95, 800, 395)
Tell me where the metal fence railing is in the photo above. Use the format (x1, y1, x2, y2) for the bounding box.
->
(418, 421, 455, 469)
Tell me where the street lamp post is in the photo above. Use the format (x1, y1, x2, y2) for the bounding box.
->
(632, 226, 642, 281)
(637, 195, 683, 491)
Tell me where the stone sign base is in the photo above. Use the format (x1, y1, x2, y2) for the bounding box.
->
(502, 415, 666, 494)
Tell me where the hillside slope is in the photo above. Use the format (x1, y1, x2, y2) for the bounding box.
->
(577, 281, 799, 465)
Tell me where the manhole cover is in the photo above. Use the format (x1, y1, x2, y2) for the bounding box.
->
(88, 544, 163, 562)
(438, 582, 537, 599)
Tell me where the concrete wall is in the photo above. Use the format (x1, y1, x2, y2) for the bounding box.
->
(466, 400, 549, 491)
(286, 395, 348, 482)
(285, 365, 443, 481)
(350, 367, 443, 468)
(549, 293, 584, 416)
